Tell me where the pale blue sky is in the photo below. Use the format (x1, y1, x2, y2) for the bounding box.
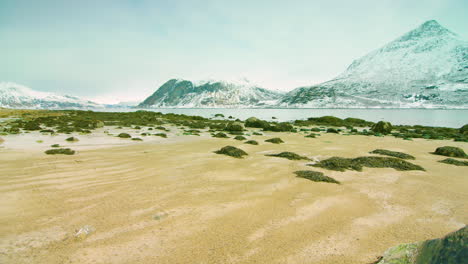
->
(1, 0, 467, 103)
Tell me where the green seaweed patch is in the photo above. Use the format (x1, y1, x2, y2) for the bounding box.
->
(234, 135, 247, 141)
(252, 132, 263, 136)
(371, 121, 392, 134)
(117, 133, 131, 138)
(154, 133, 167, 138)
(305, 133, 317, 138)
(326, 128, 339, 133)
(132, 137, 143, 141)
(51, 144, 60, 148)
(294, 170, 340, 184)
(265, 137, 284, 144)
(214, 146, 248, 158)
(438, 158, 468, 166)
(370, 149, 415, 160)
(45, 148, 75, 155)
(266, 152, 310, 161)
(311, 156, 425, 172)
(433, 146, 467, 158)
(66, 137, 79, 142)
(245, 140, 258, 145)
(40, 129, 55, 133)
(224, 122, 244, 132)
(212, 132, 229, 138)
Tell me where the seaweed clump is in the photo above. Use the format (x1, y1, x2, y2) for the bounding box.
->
(371, 121, 392, 134)
(244, 140, 258, 145)
(66, 137, 79, 142)
(266, 152, 310, 161)
(117, 133, 132, 138)
(433, 146, 467, 158)
(265, 137, 284, 144)
(294, 170, 340, 184)
(311, 156, 425, 172)
(45, 148, 75, 155)
(234, 135, 247, 141)
(51, 144, 60, 148)
(225, 122, 244, 132)
(245, 117, 270, 129)
(212, 132, 229, 138)
(370, 149, 415, 160)
(214, 146, 248, 158)
(438, 158, 468, 166)
(154, 133, 167, 138)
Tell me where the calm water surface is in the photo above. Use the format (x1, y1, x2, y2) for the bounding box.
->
(102, 108, 468, 128)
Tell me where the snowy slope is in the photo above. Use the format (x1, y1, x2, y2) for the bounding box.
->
(280, 20, 468, 108)
(0, 82, 102, 109)
(139, 78, 284, 108)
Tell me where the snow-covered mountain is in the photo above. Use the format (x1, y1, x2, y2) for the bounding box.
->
(138, 78, 284, 108)
(280, 20, 468, 108)
(0, 82, 102, 109)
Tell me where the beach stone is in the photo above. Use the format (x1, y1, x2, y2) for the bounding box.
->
(377, 242, 421, 264)
(375, 226, 467, 264)
(371, 121, 393, 134)
(74, 225, 95, 240)
(153, 212, 168, 220)
(225, 122, 244, 132)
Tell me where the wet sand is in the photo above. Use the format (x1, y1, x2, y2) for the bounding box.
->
(0, 129, 467, 264)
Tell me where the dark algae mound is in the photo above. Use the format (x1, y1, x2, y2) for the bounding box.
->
(439, 158, 468, 166)
(311, 156, 425, 172)
(214, 146, 248, 158)
(233, 135, 247, 141)
(212, 132, 229, 138)
(225, 122, 244, 132)
(154, 133, 167, 138)
(370, 149, 415, 160)
(294, 170, 340, 184)
(65, 137, 79, 142)
(45, 148, 75, 155)
(374, 226, 467, 264)
(265, 137, 284, 144)
(117, 133, 131, 138)
(433, 146, 467, 158)
(50, 144, 60, 148)
(266, 152, 310, 160)
(326, 128, 339, 133)
(371, 121, 393, 134)
(244, 140, 259, 145)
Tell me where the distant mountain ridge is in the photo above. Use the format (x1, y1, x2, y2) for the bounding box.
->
(0, 82, 102, 109)
(280, 20, 468, 108)
(138, 78, 284, 108)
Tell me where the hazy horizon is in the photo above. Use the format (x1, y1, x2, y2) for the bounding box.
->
(1, 0, 468, 104)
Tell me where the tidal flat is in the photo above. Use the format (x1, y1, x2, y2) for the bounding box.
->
(0, 109, 467, 264)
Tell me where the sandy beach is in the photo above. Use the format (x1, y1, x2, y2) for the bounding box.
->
(1, 125, 467, 264)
